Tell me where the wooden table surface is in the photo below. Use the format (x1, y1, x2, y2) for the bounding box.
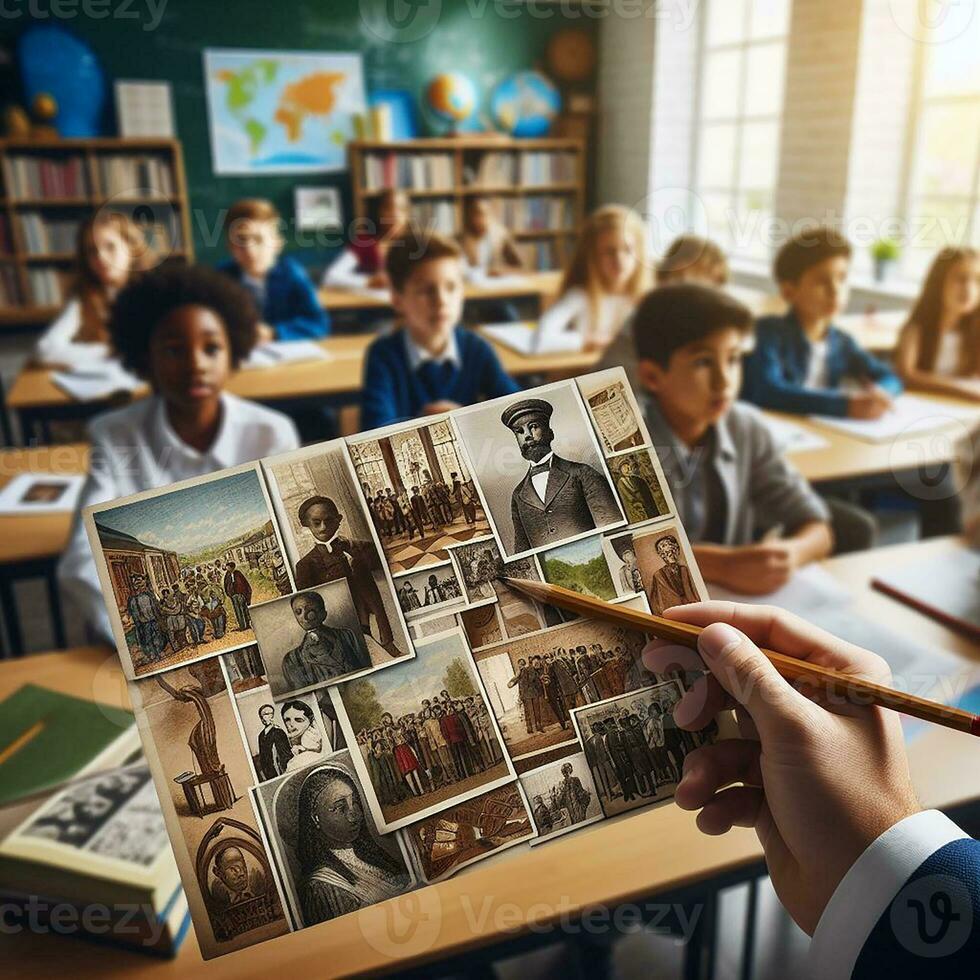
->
(0, 443, 88, 565)
(775, 391, 980, 483)
(2, 536, 978, 978)
(319, 270, 563, 311)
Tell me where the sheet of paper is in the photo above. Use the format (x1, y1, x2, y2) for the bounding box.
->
(464, 270, 530, 290)
(241, 340, 330, 370)
(808, 394, 980, 443)
(50, 363, 141, 401)
(708, 562, 851, 615)
(481, 321, 540, 355)
(761, 413, 830, 454)
(0, 471, 85, 514)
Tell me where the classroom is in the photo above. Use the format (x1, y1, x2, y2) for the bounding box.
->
(0, 1, 979, 978)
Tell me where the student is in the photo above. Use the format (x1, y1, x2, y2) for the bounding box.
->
(35, 212, 157, 367)
(656, 234, 729, 286)
(895, 246, 980, 401)
(360, 228, 520, 431)
(598, 233, 730, 383)
(536, 204, 652, 352)
(322, 188, 411, 291)
(633, 283, 873, 594)
(217, 198, 330, 341)
(59, 263, 300, 642)
(457, 196, 524, 278)
(742, 227, 903, 417)
(644, 600, 980, 977)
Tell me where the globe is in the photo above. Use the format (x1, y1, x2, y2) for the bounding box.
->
(490, 71, 561, 138)
(426, 72, 478, 130)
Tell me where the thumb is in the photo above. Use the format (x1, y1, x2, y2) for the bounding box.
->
(697, 622, 810, 741)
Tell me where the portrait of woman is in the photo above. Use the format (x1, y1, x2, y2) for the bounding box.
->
(280, 700, 324, 773)
(293, 764, 412, 925)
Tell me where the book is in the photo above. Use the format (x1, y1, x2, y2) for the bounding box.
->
(0, 684, 139, 807)
(0, 472, 85, 515)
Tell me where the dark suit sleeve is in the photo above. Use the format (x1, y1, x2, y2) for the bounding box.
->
(271, 263, 331, 341)
(511, 492, 530, 553)
(579, 463, 621, 526)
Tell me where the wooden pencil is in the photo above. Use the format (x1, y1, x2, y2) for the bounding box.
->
(502, 577, 980, 737)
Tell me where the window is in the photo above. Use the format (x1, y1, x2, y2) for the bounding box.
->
(693, 0, 791, 262)
(903, 9, 980, 277)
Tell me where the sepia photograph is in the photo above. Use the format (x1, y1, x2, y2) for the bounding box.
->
(454, 381, 626, 559)
(409, 613, 460, 643)
(519, 752, 603, 844)
(602, 532, 645, 597)
(576, 370, 647, 455)
(132, 658, 289, 956)
(570, 680, 703, 818)
(230, 683, 336, 783)
(251, 752, 415, 931)
(472, 618, 655, 761)
(331, 629, 515, 833)
(632, 524, 704, 615)
(84, 465, 293, 679)
(347, 419, 492, 574)
(540, 535, 617, 601)
(250, 580, 408, 700)
(262, 441, 411, 661)
(606, 449, 670, 526)
(393, 561, 466, 622)
(222, 645, 267, 695)
(401, 783, 535, 883)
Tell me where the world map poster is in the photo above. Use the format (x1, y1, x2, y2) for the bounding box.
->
(203, 49, 366, 175)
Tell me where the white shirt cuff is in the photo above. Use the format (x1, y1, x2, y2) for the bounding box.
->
(808, 809, 968, 979)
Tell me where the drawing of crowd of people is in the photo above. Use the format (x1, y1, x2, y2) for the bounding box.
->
(124, 558, 259, 663)
(396, 570, 463, 614)
(355, 692, 503, 806)
(364, 472, 481, 546)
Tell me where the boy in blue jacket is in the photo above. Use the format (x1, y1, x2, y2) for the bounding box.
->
(360, 229, 519, 431)
(742, 227, 902, 418)
(218, 198, 330, 342)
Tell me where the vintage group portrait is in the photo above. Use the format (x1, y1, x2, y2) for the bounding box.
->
(519, 751, 604, 845)
(393, 561, 466, 622)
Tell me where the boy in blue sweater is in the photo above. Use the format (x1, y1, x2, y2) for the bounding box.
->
(360, 229, 520, 431)
(742, 227, 902, 418)
(217, 198, 330, 342)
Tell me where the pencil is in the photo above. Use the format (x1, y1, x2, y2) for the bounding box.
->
(502, 577, 980, 737)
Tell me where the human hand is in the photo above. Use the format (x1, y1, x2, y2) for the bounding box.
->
(256, 322, 276, 344)
(367, 272, 389, 289)
(643, 601, 920, 935)
(702, 541, 800, 594)
(848, 386, 892, 419)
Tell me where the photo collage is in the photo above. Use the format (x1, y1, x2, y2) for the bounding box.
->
(83, 369, 716, 960)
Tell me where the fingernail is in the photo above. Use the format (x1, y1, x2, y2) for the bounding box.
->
(698, 623, 743, 660)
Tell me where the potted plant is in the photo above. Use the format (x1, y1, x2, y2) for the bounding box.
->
(871, 238, 901, 282)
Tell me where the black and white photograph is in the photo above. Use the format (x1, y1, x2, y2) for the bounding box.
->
(262, 442, 411, 663)
(393, 562, 466, 621)
(633, 524, 704, 615)
(472, 618, 655, 761)
(576, 369, 647, 455)
(230, 684, 336, 782)
(222, 645, 267, 694)
(401, 783, 535, 883)
(331, 629, 515, 833)
(607, 449, 670, 526)
(251, 752, 415, 931)
(454, 381, 626, 559)
(602, 532, 646, 597)
(347, 419, 492, 574)
(519, 752, 603, 844)
(250, 580, 411, 700)
(570, 681, 701, 818)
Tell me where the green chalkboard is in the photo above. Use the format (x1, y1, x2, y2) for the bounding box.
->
(1, 1, 595, 266)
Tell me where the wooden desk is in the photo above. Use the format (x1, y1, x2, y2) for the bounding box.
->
(0, 443, 88, 655)
(3, 539, 980, 979)
(8, 332, 602, 444)
(773, 391, 979, 483)
(319, 270, 562, 312)
(836, 308, 906, 354)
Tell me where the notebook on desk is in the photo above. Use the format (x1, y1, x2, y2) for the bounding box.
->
(481, 321, 581, 355)
(872, 548, 980, 643)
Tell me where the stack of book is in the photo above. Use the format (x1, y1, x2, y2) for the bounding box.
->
(98, 155, 175, 198)
(25, 268, 64, 306)
(18, 213, 81, 255)
(361, 152, 454, 191)
(0, 684, 189, 956)
(410, 198, 456, 234)
(518, 151, 577, 186)
(6, 157, 90, 199)
(0, 267, 21, 308)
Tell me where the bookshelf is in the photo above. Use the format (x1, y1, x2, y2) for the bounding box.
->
(0, 138, 193, 328)
(349, 137, 585, 272)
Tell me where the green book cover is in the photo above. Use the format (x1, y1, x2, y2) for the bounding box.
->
(0, 684, 136, 807)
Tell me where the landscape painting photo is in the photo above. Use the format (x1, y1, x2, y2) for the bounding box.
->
(85, 466, 293, 678)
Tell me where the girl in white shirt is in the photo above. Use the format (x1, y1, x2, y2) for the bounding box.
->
(59, 263, 300, 642)
(536, 205, 652, 352)
(35, 212, 157, 367)
(895, 246, 980, 402)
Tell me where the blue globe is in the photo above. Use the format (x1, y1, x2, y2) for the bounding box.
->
(491, 71, 561, 138)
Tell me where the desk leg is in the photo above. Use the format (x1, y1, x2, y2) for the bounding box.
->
(683, 890, 717, 980)
(45, 565, 67, 649)
(739, 878, 759, 980)
(0, 574, 24, 657)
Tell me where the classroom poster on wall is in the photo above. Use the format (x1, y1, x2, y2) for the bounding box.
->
(203, 48, 366, 175)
